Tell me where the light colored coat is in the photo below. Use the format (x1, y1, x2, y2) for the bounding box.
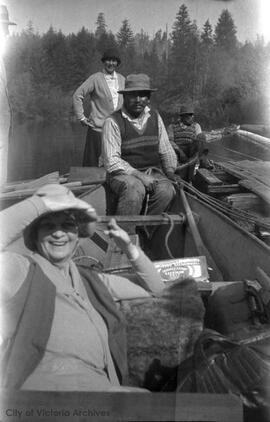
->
(73, 71, 125, 131)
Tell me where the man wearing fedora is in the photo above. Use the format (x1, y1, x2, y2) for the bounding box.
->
(102, 73, 177, 218)
(73, 48, 125, 167)
(167, 104, 202, 182)
(0, 4, 16, 184)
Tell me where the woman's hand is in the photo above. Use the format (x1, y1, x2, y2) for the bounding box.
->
(104, 218, 139, 259)
(80, 117, 92, 127)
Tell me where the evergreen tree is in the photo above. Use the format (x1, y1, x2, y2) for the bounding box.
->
(96, 31, 117, 54)
(116, 19, 135, 73)
(117, 19, 134, 49)
(170, 4, 192, 48)
(68, 27, 97, 86)
(198, 19, 214, 95)
(214, 9, 237, 51)
(201, 19, 213, 49)
(125, 44, 137, 73)
(168, 4, 200, 98)
(95, 13, 107, 38)
(5, 6, 269, 126)
(233, 41, 269, 122)
(152, 29, 168, 60)
(41, 27, 70, 89)
(134, 30, 150, 56)
(142, 45, 159, 78)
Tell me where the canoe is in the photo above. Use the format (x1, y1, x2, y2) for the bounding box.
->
(203, 126, 270, 146)
(1, 171, 270, 421)
(240, 124, 270, 139)
(237, 128, 270, 146)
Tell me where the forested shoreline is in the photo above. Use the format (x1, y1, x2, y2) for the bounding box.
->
(4, 4, 270, 128)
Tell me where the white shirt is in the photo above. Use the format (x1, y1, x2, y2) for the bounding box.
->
(104, 71, 119, 110)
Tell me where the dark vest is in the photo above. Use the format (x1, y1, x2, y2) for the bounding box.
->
(112, 109, 160, 171)
(1, 261, 127, 389)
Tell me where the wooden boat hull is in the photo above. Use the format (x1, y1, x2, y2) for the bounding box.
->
(182, 192, 270, 280)
(80, 184, 270, 281)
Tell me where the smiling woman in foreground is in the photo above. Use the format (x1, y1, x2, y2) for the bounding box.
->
(0, 184, 165, 391)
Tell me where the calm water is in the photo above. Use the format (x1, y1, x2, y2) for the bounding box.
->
(7, 120, 270, 182)
(7, 120, 86, 182)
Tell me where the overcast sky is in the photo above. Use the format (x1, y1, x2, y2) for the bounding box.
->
(4, 0, 269, 43)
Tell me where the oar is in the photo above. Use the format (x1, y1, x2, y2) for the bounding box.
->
(179, 185, 224, 281)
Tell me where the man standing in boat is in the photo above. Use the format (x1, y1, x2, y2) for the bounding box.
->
(0, 5, 16, 184)
(73, 48, 125, 167)
(102, 73, 177, 217)
(167, 105, 202, 182)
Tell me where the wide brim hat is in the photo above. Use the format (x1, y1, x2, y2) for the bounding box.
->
(0, 5, 16, 25)
(101, 48, 121, 65)
(118, 73, 157, 93)
(23, 184, 98, 251)
(179, 105, 194, 115)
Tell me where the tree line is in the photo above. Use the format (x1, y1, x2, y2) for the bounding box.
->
(4, 4, 270, 128)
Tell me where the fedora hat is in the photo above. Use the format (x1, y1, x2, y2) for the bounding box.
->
(23, 184, 98, 251)
(101, 48, 121, 65)
(179, 105, 194, 115)
(0, 5, 16, 25)
(118, 74, 157, 93)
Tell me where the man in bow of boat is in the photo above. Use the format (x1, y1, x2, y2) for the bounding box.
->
(102, 73, 178, 217)
(167, 105, 203, 182)
(0, 184, 165, 391)
(73, 48, 125, 167)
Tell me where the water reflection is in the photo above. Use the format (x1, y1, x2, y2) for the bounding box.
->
(7, 120, 270, 182)
(7, 120, 86, 182)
